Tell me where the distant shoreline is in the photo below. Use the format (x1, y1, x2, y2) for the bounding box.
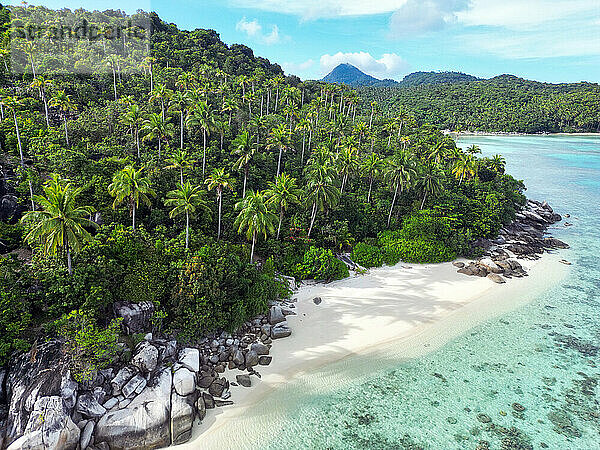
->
(444, 130, 600, 137)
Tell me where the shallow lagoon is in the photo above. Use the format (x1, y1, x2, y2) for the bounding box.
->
(217, 136, 600, 449)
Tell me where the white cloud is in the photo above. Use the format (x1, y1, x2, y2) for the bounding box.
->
(282, 59, 315, 75)
(230, 0, 408, 19)
(320, 52, 409, 79)
(456, 0, 595, 29)
(389, 0, 469, 37)
(235, 17, 287, 45)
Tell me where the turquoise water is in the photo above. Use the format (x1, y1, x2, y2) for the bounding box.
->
(244, 136, 600, 449)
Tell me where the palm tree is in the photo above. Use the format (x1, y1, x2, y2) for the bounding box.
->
(264, 173, 302, 239)
(205, 168, 233, 240)
(142, 113, 172, 160)
(489, 154, 506, 174)
(222, 96, 238, 126)
(165, 181, 210, 249)
(466, 144, 482, 155)
(187, 101, 214, 175)
(121, 104, 144, 159)
(453, 153, 477, 184)
(149, 83, 172, 121)
(428, 138, 456, 165)
(30, 76, 52, 127)
(295, 117, 312, 165)
(108, 165, 156, 231)
(1, 95, 25, 167)
(305, 168, 340, 238)
(336, 143, 359, 194)
(231, 129, 255, 198)
(164, 148, 195, 184)
(417, 163, 445, 209)
(385, 152, 417, 226)
(169, 90, 190, 149)
(49, 90, 75, 146)
(234, 190, 276, 263)
(266, 123, 292, 178)
(361, 152, 383, 203)
(21, 174, 95, 275)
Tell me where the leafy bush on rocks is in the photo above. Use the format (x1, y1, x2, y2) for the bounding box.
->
(351, 242, 384, 268)
(294, 246, 349, 282)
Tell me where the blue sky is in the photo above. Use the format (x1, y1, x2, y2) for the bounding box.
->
(10, 0, 600, 83)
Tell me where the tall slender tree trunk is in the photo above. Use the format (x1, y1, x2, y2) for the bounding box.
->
(277, 207, 283, 240)
(67, 246, 72, 275)
(368, 176, 373, 203)
(28, 179, 35, 211)
(308, 202, 317, 238)
(420, 190, 427, 210)
(301, 131, 306, 165)
(217, 191, 222, 240)
(13, 112, 24, 167)
(243, 164, 248, 198)
(185, 210, 190, 249)
(250, 231, 256, 263)
(135, 129, 140, 159)
(387, 184, 399, 227)
(158, 139, 161, 160)
(41, 91, 50, 128)
(180, 168, 184, 184)
(202, 129, 207, 175)
(63, 115, 69, 146)
(132, 202, 137, 231)
(277, 147, 283, 178)
(180, 112, 184, 149)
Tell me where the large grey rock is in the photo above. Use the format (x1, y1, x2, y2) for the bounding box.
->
(258, 355, 272, 366)
(195, 396, 206, 421)
(121, 374, 146, 399)
(131, 342, 159, 373)
(208, 379, 227, 398)
(95, 368, 172, 450)
(111, 366, 138, 396)
(170, 392, 194, 445)
(271, 322, 292, 339)
(4, 340, 68, 446)
(76, 392, 107, 419)
(80, 420, 95, 450)
(113, 301, 155, 335)
(173, 367, 195, 397)
(268, 306, 286, 325)
(178, 348, 200, 373)
(232, 349, 245, 367)
(60, 372, 78, 413)
(479, 258, 503, 274)
(487, 273, 506, 284)
(7, 396, 80, 450)
(245, 350, 259, 368)
(236, 375, 251, 388)
(250, 342, 269, 356)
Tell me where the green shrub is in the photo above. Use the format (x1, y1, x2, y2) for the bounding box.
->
(54, 309, 122, 383)
(169, 244, 288, 340)
(351, 242, 384, 268)
(379, 229, 456, 264)
(0, 222, 23, 253)
(295, 246, 349, 282)
(0, 255, 33, 364)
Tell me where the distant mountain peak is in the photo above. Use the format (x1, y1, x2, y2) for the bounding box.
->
(321, 64, 481, 88)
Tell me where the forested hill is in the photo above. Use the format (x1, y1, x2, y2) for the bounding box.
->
(399, 71, 480, 88)
(358, 75, 600, 133)
(0, 4, 527, 383)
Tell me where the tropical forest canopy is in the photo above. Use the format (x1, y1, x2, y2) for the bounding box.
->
(0, 5, 525, 375)
(358, 75, 600, 133)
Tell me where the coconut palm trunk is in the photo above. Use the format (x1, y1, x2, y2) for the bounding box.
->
(180, 112, 184, 149)
(202, 129, 207, 175)
(368, 176, 374, 203)
(63, 114, 69, 146)
(277, 207, 284, 239)
(277, 147, 283, 177)
(132, 200, 137, 231)
(217, 189, 222, 240)
(185, 210, 190, 249)
(250, 231, 256, 263)
(387, 183, 399, 227)
(308, 202, 317, 238)
(420, 191, 427, 210)
(243, 164, 248, 198)
(13, 112, 24, 167)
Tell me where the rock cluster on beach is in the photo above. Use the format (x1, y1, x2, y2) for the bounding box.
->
(0, 286, 297, 449)
(455, 199, 569, 284)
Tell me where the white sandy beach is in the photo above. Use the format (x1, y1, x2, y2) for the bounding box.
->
(177, 254, 568, 449)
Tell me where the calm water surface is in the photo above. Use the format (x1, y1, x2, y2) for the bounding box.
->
(242, 136, 600, 449)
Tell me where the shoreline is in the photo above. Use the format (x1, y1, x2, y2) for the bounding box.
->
(177, 251, 569, 449)
(445, 130, 600, 137)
